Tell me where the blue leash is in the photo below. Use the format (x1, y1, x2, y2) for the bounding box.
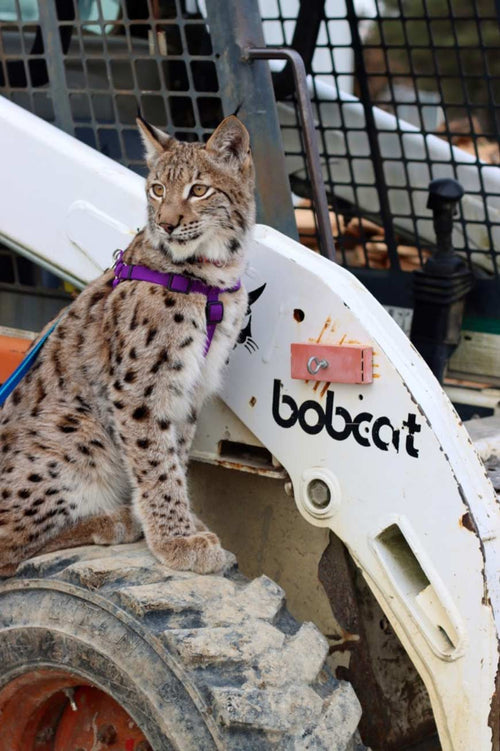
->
(0, 319, 60, 407)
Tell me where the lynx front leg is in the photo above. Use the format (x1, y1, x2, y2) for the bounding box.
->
(115, 413, 225, 574)
(176, 405, 200, 471)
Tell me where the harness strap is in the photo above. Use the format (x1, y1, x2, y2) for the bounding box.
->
(0, 251, 240, 408)
(0, 318, 60, 407)
(112, 250, 241, 357)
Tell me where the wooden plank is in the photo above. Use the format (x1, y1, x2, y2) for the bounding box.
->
(448, 331, 500, 386)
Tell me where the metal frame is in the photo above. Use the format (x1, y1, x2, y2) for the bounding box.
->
(261, 0, 500, 318)
(202, 0, 298, 238)
(245, 46, 336, 261)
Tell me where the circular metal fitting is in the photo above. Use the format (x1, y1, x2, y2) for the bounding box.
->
(0, 675, 150, 750)
(97, 723, 117, 745)
(300, 468, 341, 519)
(307, 479, 331, 509)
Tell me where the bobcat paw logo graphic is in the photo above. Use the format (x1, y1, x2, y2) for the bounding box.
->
(237, 283, 266, 353)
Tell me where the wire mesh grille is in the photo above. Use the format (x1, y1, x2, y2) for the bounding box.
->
(1, 0, 499, 312)
(261, 0, 500, 291)
(0, 0, 226, 327)
(0, 0, 223, 176)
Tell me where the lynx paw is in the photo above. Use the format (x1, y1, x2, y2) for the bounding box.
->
(153, 531, 226, 574)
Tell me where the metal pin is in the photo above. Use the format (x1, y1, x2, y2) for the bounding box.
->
(307, 356, 329, 375)
(64, 688, 78, 711)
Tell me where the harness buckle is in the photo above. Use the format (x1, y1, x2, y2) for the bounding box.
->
(206, 300, 224, 324)
(112, 253, 125, 289)
(168, 275, 193, 294)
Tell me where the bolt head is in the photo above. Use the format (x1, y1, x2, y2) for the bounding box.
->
(97, 723, 117, 744)
(35, 727, 55, 742)
(307, 478, 331, 509)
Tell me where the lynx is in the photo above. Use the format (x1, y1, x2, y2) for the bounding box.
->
(0, 115, 254, 576)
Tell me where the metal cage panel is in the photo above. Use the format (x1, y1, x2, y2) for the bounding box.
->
(260, 0, 500, 318)
(0, 0, 225, 176)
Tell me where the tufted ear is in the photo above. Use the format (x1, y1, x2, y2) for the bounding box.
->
(136, 116, 173, 165)
(205, 116, 250, 165)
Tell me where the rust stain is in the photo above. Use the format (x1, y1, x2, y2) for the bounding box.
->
(316, 317, 332, 343)
(328, 630, 361, 651)
(488, 663, 500, 751)
(373, 373, 380, 378)
(215, 458, 286, 478)
(347, 339, 361, 345)
(313, 382, 320, 392)
(458, 511, 477, 534)
(249, 396, 257, 407)
(339, 334, 347, 345)
(320, 382, 330, 398)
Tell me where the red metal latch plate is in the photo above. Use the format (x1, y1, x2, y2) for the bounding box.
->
(291, 343, 373, 384)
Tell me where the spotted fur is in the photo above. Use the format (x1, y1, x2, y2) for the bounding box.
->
(0, 116, 254, 576)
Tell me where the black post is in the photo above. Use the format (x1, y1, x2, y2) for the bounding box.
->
(204, 0, 298, 241)
(410, 178, 474, 382)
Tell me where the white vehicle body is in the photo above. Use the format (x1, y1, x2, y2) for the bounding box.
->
(0, 96, 499, 750)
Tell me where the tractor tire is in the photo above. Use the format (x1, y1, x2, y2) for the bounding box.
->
(0, 542, 366, 751)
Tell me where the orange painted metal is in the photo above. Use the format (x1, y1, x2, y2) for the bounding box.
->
(0, 671, 77, 751)
(291, 342, 373, 384)
(0, 670, 148, 750)
(54, 685, 148, 750)
(0, 333, 32, 382)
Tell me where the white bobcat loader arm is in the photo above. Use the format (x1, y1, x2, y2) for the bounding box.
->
(0, 96, 499, 750)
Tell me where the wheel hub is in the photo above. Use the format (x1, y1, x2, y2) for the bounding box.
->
(0, 671, 151, 750)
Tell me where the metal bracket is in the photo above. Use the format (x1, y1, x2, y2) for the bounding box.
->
(291, 343, 373, 383)
(244, 46, 336, 263)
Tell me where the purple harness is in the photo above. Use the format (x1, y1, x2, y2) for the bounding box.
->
(112, 250, 241, 356)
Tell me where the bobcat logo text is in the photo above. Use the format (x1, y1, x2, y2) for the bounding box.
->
(272, 380, 421, 458)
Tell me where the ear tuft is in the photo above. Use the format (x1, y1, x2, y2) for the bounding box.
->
(136, 117, 173, 165)
(205, 116, 250, 165)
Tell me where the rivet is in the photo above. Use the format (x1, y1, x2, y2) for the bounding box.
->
(35, 727, 54, 742)
(97, 724, 117, 745)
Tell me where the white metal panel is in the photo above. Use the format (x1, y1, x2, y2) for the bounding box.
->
(0, 95, 145, 285)
(222, 225, 500, 751)
(0, 97, 498, 749)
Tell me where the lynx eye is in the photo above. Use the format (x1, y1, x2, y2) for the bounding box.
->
(190, 184, 209, 198)
(150, 183, 165, 198)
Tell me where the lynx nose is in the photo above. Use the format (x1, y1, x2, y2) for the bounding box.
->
(160, 222, 175, 235)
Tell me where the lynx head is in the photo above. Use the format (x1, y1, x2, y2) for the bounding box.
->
(137, 116, 255, 264)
